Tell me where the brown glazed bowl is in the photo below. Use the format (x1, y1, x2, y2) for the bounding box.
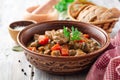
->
(17, 20, 110, 74)
(8, 20, 36, 43)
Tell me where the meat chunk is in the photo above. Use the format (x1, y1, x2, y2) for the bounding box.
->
(44, 50, 50, 55)
(81, 39, 100, 53)
(38, 46, 45, 51)
(48, 29, 69, 44)
(75, 49, 86, 56)
(29, 40, 38, 47)
(45, 30, 55, 39)
(51, 50, 61, 56)
(69, 49, 76, 56)
(34, 34, 40, 40)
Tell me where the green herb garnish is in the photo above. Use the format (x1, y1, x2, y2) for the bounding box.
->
(63, 26, 82, 41)
(55, 0, 74, 12)
(70, 26, 81, 41)
(63, 26, 70, 38)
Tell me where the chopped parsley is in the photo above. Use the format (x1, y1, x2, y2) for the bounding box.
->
(70, 26, 81, 41)
(63, 26, 82, 41)
(63, 26, 70, 38)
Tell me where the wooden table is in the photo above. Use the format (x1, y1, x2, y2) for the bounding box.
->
(0, 0, 120, 80)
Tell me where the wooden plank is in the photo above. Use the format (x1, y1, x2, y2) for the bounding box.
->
(33, 69, 65, 80)
(0, 0, 49, 80)
(0, 0, 41, 80)
(33, 68, 87, 80)
(7, 52, 32, 80)
(0, 32, 32, 80)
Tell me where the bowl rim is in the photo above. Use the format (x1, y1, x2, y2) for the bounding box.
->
(8, 20, 37, 31)
(17, 20, 110, 59)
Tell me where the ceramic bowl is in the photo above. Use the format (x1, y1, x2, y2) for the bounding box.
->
(8, 20, 36, 43)
(17, 20, 110, 74)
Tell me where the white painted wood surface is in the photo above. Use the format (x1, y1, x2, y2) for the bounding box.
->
(0, 0, 120, 80)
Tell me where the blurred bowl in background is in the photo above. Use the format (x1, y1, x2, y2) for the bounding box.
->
(23, 5, 59, 23)
(8, 20, 36, 43)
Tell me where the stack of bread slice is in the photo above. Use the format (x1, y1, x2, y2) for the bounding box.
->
(68, 1, 120, 34)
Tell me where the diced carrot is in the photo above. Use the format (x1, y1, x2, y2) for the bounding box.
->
(38, 35, 49, 45)
(79, 39, 85, 43)
(61, 45, 69, 56)
(28, 47, 36, 51)
(51, 44, 61, 51)
(83, 34, 89, 38)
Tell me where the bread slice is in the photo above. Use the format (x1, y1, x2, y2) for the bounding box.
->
(77, 5, 94, 22)
(98, 8, 120, 20)
(69, 4, 88, 18)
